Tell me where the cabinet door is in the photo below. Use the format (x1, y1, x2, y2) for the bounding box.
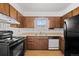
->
(62, 11, 73, 20)
(10, 5, 18, 28)
(49, 18, 55, 28)
(0, 3, 9, 16)
(73, 7, 79, 16)
(19, 17, 25, 28)
(27, 37, 34, 50)
(10, 5, 17, 19)
(17, 12, 22, 22)
(17, 12, 23, 28)
(39, 37, 48, 50)
(49, 17, 61, 28)
(66, 11, 73, 19)
(27, 37, 40, 50)
(60, 17, 64, 28)
(27, 36, 48, 50)
(55, 18, 61, 28)
(23, 17, 34, 28)
(0, 4, 4, 13)
(60, 37, 64, 53)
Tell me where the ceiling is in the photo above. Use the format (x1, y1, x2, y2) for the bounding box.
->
(11, 3, 79, 16)
(15, 3, 71, 12)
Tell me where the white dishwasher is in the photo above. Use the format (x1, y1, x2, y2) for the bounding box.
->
(48, 37, 59, 50)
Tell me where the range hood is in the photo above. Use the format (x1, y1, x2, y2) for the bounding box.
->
(0, 13, 20, 24)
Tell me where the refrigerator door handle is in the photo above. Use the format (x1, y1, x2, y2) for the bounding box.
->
(64, 21, 67, 56)
(64, 22, 67, 38)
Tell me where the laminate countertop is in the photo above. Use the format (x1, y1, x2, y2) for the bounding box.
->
(13, 32, 64, 37)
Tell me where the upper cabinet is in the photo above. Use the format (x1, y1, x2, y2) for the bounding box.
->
(10, 5, 17, 20)
(10, 5, 18, 28)
(17, 11, 23, 28)
(73, 7, 79, 16)
(0, 3, 23, 28)
(17, 12, 21, 22)
(9, 4, 23, 28)
(9, 5, 24, 28)
(48, 17, 61, 28)
(0, 3, 10, 16)
(62, 7, 79, 20)
(22, 17, 35, 28)
(60, 17, 64, 28)
(62, 11, 73, 20)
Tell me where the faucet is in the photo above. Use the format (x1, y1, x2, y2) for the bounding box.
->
(40, 31, 42, 34)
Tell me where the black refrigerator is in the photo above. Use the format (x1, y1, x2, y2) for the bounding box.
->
(64, 15, 79, 56)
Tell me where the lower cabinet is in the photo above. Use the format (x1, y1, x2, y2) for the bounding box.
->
(60, 37, 64, 53)
(26, 36, 48, 50)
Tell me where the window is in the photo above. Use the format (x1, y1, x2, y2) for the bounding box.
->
(35, 18, 48, 29)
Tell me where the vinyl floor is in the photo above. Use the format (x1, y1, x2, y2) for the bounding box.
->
(24, 50, 64, 56)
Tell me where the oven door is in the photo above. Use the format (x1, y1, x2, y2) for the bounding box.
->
(9, 42, 24, 56)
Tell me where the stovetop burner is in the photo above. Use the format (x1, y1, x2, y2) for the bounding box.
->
(0, 37, 20, 43)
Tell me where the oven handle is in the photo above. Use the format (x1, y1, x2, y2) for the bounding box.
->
(9, 39, 23, 47)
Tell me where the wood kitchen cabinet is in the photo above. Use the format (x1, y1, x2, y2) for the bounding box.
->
(10, 5, 20, 28)
(60, 37, 64, 53)
(26, 36, 48, 50)
(62, 7, 79, 20)
(73, 7, 79, 16)
(19, 17, 25, 28)
(17, 11, 23, 28)
(60, 17, 64, 28)
(0, 3, 18, 28)
(62, 11, 73, 20)
(0, 3, 23, 28)
(22, 17, 35, 28)
(0, 3, 10, 16)
(10, 5, 17, 19)
(61, 7, 79, 27)
(17, 12, 22, 22)
(48, 17, 61, 28)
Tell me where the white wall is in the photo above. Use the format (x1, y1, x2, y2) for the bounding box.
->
(0, 23, 10, 30)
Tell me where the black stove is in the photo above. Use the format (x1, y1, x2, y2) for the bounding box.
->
(0, 31, 21, 43)
(0, 31, 25, 56)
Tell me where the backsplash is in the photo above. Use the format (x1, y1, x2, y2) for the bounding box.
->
(0, 23, 64, 36)
(0, 23, 10, 30)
